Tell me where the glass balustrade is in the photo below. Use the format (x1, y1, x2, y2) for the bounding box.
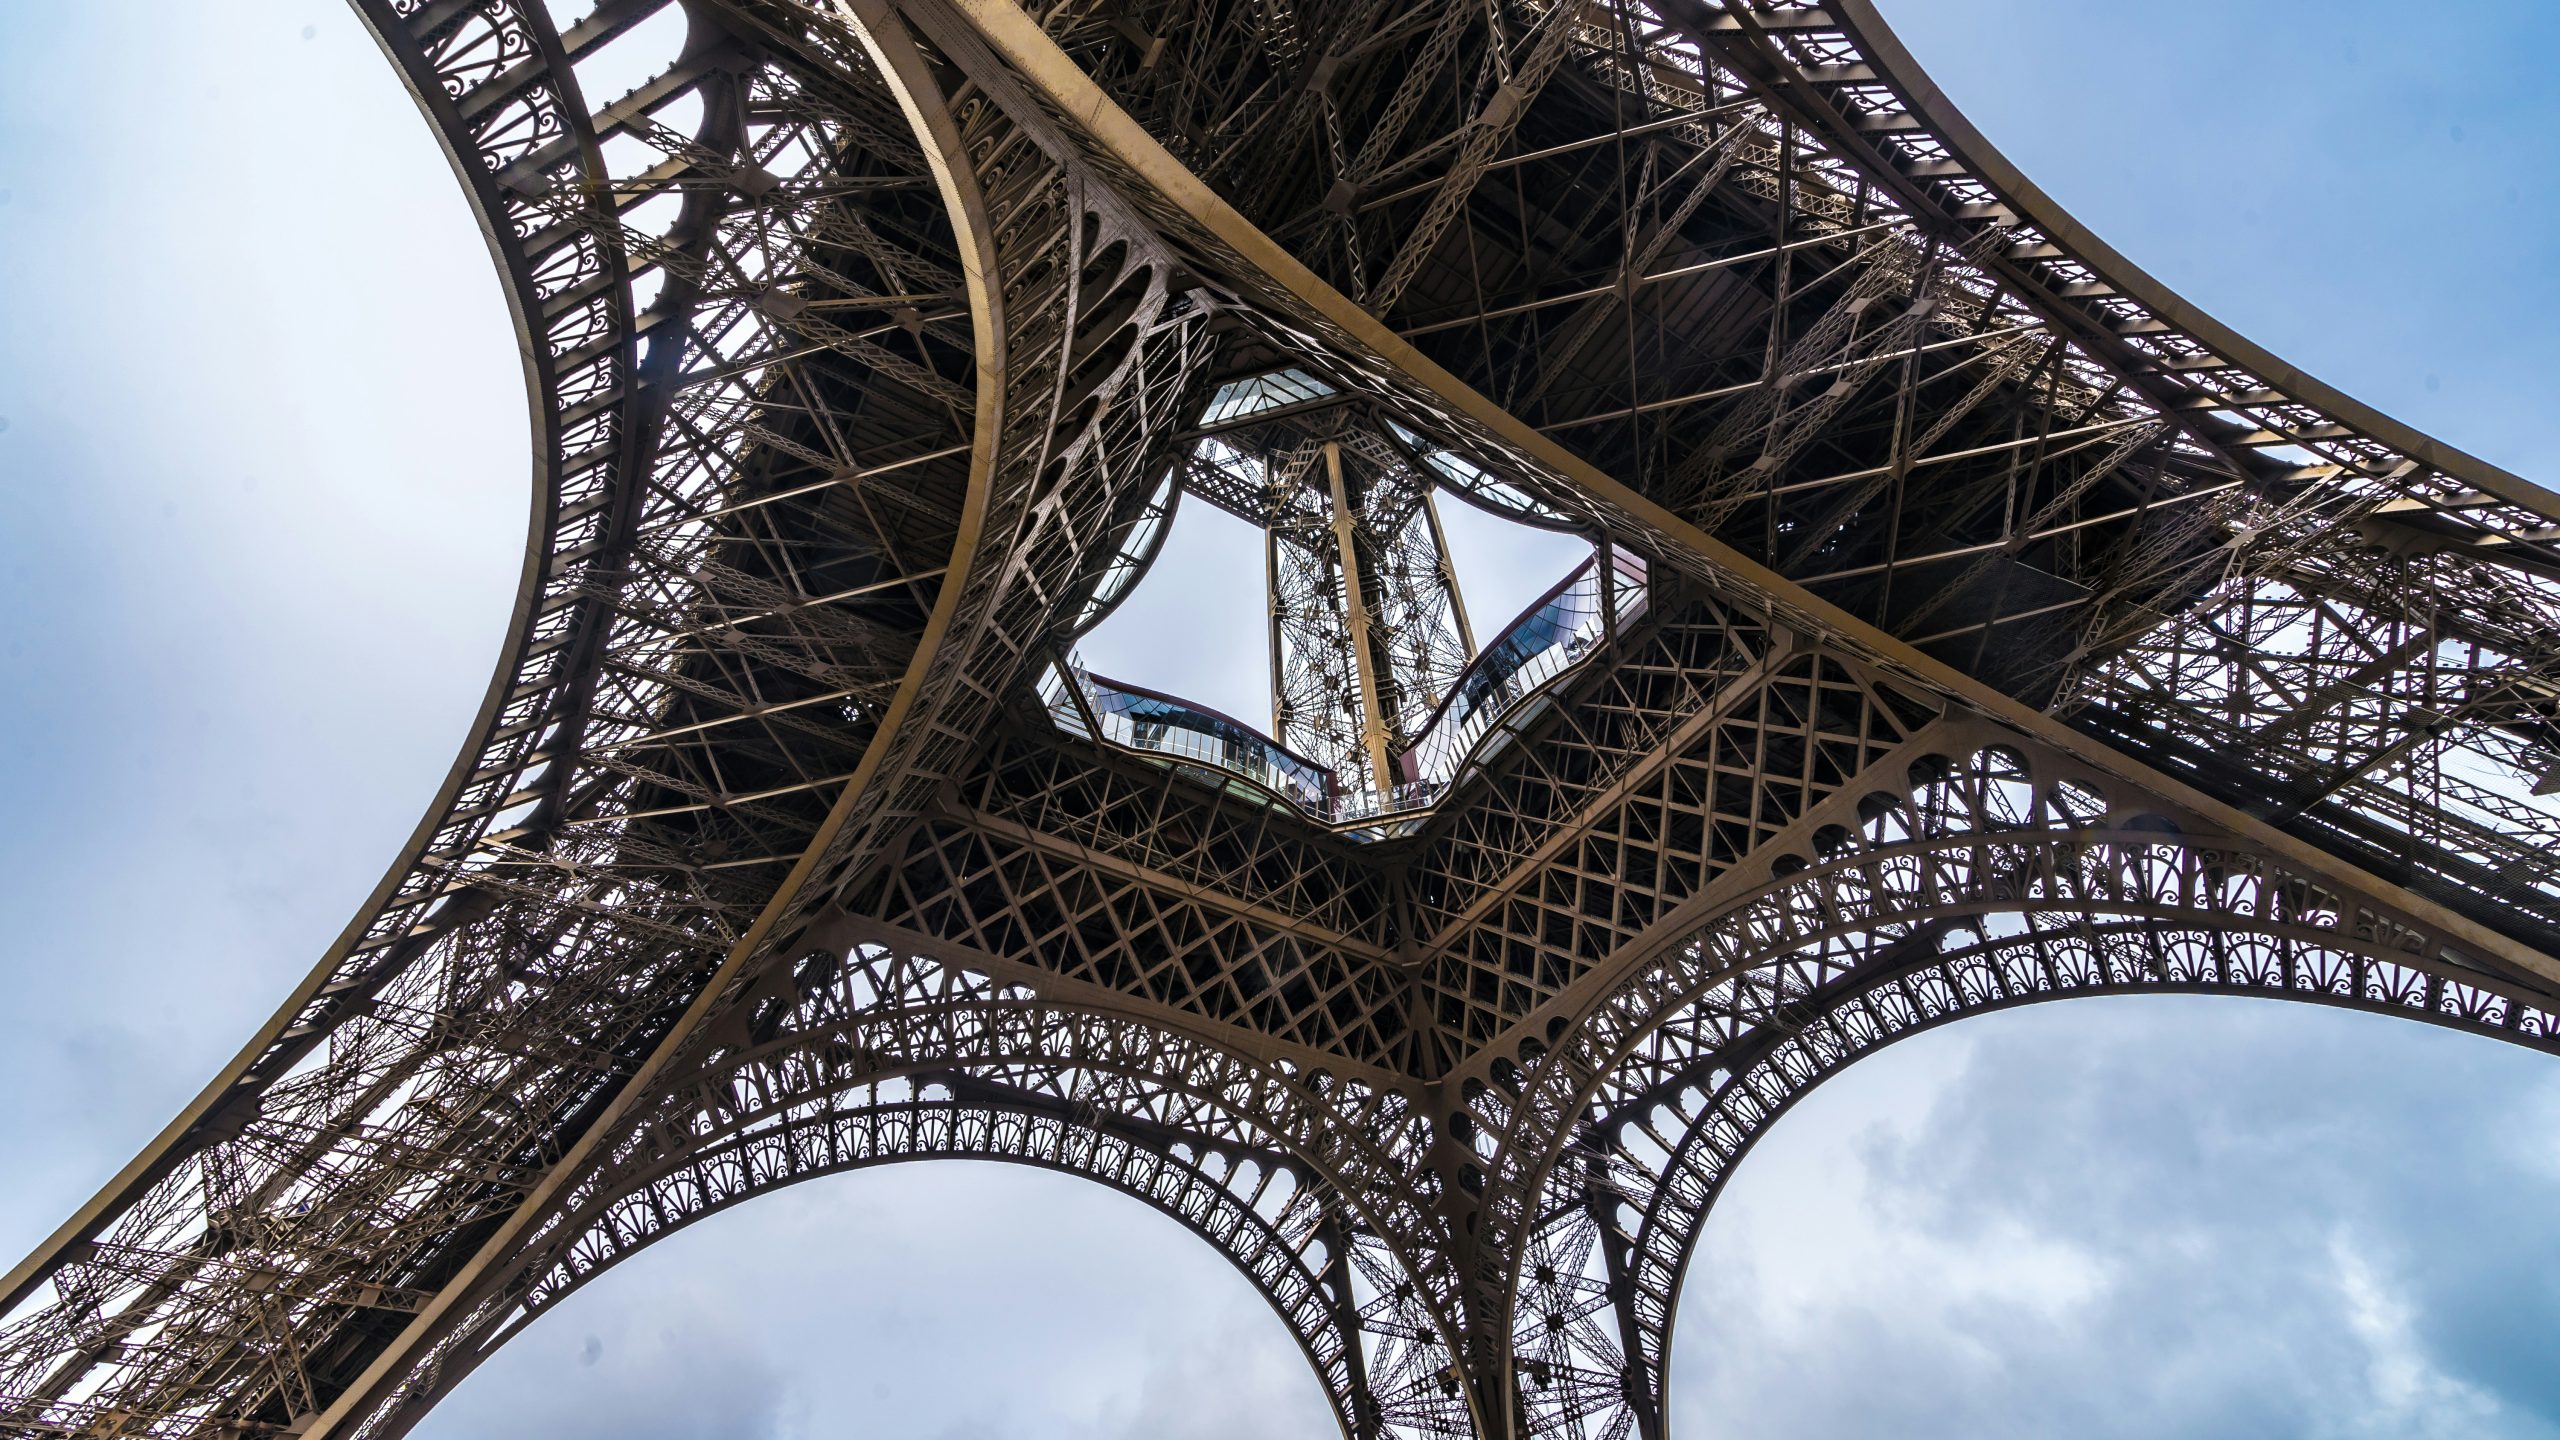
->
(1043, 548, 1648, 830)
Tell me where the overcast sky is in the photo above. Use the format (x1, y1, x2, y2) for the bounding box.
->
(2, 2, 2558, 1436)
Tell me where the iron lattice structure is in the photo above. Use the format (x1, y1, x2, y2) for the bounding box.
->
(7, 1, 2560, 1436)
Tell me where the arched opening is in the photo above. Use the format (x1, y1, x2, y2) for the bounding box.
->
(344, 936, 1467, 1440)
(413, 1161, 1340, 1440)
(1483, 731, 2560, 1440)
(1667, 995, 2560, 1437)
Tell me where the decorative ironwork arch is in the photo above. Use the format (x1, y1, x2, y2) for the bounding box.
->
(362, 1087, 1373, 1437)
(1619, 922, 2560, 1422)
(1478, 733, 2560, 1438)
(335, 935, 1487, 1440)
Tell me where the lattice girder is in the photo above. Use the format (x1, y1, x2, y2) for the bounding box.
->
(857, 723, 1423, 1066)
(1, 1, 981, 1430)
(1501, 725, 2560, 1433)
(347, 926, 1479, 1440)
(1215, 405, 1480, 788)
(1038, 0, 2560, 948)
(9, 0, 2560, 1438)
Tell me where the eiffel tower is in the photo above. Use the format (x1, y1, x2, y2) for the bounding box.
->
(7, 1, 2558, 1435)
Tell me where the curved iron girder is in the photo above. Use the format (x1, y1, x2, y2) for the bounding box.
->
(279, 0, 1252, 1427)
(1462, 719, 2560, 1433)
(0, 0, 645, 1326)
(287, 0, 1282, 1431)
(362, 1078, 1393, 1438)
(341, 927, 1478, 1440)
(6, 2, 2560, 1439)
(0, 0, 996, 1431)
(1654, 0, 2560, 958)
(1042, 0, 2560, 952)
(1749, 0, 2560, 533)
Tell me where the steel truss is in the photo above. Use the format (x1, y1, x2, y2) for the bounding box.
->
(4, 1, 2557, 1437)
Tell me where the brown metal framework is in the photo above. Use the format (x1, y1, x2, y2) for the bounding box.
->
(6, 1, 2558, 1437)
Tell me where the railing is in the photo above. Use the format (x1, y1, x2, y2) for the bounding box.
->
(1043, 661, 1337, 813)
(1043, 548, 1649, 829)
(1396, 548, 1649, 795)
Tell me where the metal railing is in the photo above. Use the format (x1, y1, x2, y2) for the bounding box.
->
(1043, 662, 1338, 813)
(1043, 548, 1649, 828)
(1396, 549, 1649, 794)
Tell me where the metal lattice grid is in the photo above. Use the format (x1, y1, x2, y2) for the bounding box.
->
(4, 1, 2557, 1437)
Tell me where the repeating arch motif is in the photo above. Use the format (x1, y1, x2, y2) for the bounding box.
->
(1611, 918, 2560, 1424)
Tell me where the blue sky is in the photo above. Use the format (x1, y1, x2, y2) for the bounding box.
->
(2, 3, 2557, 1436)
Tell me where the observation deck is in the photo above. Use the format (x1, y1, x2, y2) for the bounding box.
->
(1043, 548, 1650, 832)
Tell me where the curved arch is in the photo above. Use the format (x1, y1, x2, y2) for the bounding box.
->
(350, 935, 1485, 1440)
(1481, 732, 2556, 1205)
(314, 0, 1119, 1421)
(0, 0, 639, 1316)
(583, 947, 1479, 1440)
(383, 1092, 1368, 1438)
(1655, 986, 2560, 1438)
(1674, 2, 2560, 952)
(1834, 0, 2560, 521)
(1, 2, 995, 1431)
(1613, 921, 2560, 1433)
(1487, 735, 2560, 1434)
(1570, 736, 2554, 1118)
